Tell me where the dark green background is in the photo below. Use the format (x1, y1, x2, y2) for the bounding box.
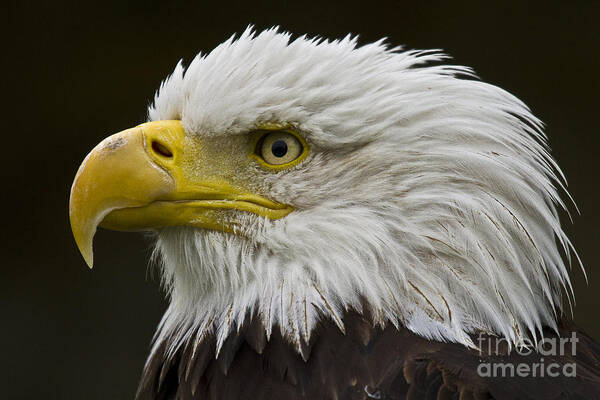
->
(4, 1, 599, 398)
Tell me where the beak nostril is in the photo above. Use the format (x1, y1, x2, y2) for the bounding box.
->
(151, 141, 173, 158)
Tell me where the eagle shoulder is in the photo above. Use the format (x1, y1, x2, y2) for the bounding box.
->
(137, 312, 600, 400)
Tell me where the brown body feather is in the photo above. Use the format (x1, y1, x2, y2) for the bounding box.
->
(137, 311, 600, 400)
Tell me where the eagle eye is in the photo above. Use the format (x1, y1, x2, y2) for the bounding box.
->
(255, 131, 305, 167)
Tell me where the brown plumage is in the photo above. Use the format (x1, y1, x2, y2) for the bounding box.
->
(137, 311, 600, 400)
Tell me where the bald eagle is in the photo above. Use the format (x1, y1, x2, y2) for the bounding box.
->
(70, 28, 599, 399)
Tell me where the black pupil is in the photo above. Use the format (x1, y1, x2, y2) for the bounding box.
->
(271, 140, 288, 158)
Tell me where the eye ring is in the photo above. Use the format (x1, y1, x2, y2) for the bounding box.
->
(252, 129, 308, 170)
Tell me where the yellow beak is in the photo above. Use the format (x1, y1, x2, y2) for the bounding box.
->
(69, 120, 292, 268)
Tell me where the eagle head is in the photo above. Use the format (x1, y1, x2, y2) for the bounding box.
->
(70, 28, 576, 356)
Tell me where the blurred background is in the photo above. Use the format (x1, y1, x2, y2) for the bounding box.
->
(3, 1, 598, 398)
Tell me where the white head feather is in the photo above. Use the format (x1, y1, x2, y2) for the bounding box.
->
(147, 27, 578, 357)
